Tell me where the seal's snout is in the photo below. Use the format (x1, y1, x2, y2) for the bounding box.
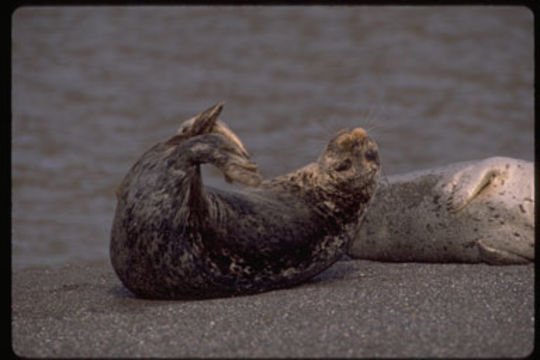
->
(319, 126, 380, 178)
(353, 127, 380, 169)
(351, 127, 367, 139)
(336, 127, 368, 149)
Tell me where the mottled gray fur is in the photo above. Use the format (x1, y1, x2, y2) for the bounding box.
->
(348, 157, 534, 264)
(111, 103, 380, 299)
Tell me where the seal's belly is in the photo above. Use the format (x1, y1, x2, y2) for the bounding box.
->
(202, 188, 335, 274)
(207, 188, 325, 250)
(111, 185, 340, 299)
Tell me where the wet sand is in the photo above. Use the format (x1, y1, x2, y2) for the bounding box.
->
(11, 259, 534, 358)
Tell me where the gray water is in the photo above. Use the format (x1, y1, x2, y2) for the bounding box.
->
(12, 6, 534, 270)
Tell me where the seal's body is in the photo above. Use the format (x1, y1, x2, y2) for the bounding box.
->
(348, 157, 534, 264)
(111, 103, 380, 299)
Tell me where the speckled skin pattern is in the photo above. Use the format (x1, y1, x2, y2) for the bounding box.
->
(348, 157, 534, 264)
(110, 103, 380, 299)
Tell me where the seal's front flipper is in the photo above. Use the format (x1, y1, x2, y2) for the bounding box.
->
(444, 164, 501, 213)
(176, 102, 249, 158)
(178, 133, 262, 187)
(477, 239, 531, 265)
(221, 156, 261, 186)
(203, 132, 262, 186)
(167, 103, 261, 186)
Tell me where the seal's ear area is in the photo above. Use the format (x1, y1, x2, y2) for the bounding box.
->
(445, 165, 502, 213)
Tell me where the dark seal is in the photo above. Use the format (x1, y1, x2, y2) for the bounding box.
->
(110, 103, 380, 299)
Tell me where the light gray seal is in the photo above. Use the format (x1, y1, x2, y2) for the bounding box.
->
(348, 157, 534, 264)
(110, 103, 380, 299)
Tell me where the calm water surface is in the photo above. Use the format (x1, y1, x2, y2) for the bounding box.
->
(12, 6, 534, 269)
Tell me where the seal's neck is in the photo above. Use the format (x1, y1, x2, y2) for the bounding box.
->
(259, 163, 320, 194)
(260, 163, 371, 226)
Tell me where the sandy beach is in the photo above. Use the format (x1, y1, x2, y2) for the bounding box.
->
(11, 259, 534, 358)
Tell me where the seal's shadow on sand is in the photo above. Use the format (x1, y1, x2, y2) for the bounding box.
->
(308, 258, 365, 284)
(109, 283, 138, 299)
(108, 258, 362, 301)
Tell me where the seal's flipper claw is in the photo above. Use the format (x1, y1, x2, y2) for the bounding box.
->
(445, 165, 500, 213)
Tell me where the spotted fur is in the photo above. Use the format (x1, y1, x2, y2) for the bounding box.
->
(349, 157, 534, 264)
(110, 104, 380, 299)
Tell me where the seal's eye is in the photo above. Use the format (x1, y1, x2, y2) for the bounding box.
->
(365, 149, 378, 163)
(335, 159, 352, 172)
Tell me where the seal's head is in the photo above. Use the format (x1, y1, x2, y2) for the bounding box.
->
(317, 127, 380, 192)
